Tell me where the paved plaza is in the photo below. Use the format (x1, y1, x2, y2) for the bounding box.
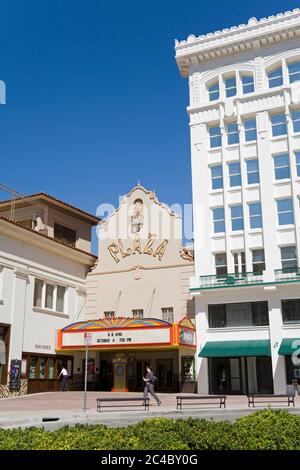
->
(0, 392, 299, 430)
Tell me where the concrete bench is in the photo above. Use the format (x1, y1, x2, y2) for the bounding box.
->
(176, 394, 227, 410)
(96, 397, 150, 412)
(247, 394, 295, 407)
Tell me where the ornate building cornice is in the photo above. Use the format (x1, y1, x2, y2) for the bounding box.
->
(175, 9, 300, 76)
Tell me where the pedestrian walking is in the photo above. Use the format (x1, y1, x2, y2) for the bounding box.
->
(143, 366, 161, 405)
(58, 366, 69, 391)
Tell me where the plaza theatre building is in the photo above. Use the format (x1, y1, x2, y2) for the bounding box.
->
(57, 185, 196, 392)
(176, 9, 300, 395)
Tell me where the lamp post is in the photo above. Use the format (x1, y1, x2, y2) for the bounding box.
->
(83, 332, 92, 413)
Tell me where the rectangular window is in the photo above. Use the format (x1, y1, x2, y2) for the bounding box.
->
(282, 299, 300, 324)
(230, 205, 244, 231)
(132, 309, 144, 319)
(268, 67, 283, 88)
(104, 311, 115, 319)
(228, 162, 241, 187)
(39, 357, 46, 380)
(225, 76, 236, 97)
(208, 301, 269, 328)
(252, 249, 265, 274)
(208, 82, 219, 101)
(249, 202, 262, 229)
(277, 198, 294, 225)
(246, 159, 260, 184)
(56, 286, 66, 313)
(280, 246, 297, 271)
(242, 75, 254, 94)
(291, 110, 300, 133)
(210, 165, 223, 190)
(29, 357, 37, 379)
(209, 126, 222, 148)
(54, 223, 77, 247)
(33, 279, 43, 308)
(243, 118, 257, 141)
(48, 358, 55, 379)
(274, 154, 290, 180)
(227, 123, 239, 145)
(271, 113, 287, 137)
(212, 207, 225, 233)
(296, 151, 300, 177)
(161, 307, 174, 323)
(233, 252, 246, 276)
(288, 61, 300, 84)
(45, 284, 54, 310)
(215, 253, 227, 276)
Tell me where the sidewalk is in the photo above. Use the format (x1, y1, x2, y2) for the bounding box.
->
(0, 392, 299, 430)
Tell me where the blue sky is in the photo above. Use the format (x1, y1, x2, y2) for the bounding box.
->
(0, 0, 298, 251)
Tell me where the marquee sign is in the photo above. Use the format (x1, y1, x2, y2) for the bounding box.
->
(57, 317, 196, 351)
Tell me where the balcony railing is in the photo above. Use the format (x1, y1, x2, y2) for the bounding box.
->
(194, 272, 263, 290)
(274, 267, 300, 282)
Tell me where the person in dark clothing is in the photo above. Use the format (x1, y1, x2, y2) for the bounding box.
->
(143, 366, 161, 405)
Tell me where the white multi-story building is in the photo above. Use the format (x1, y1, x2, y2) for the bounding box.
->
(176, 9, 300, 394)
(0, 190, 99, 396)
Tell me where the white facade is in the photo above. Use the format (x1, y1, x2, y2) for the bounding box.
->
(0, 194, 98, 396)
(176, 9, 300, 394)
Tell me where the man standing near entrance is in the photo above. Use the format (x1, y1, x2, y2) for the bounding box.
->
(58, 366, 69, 391)
(143, 366, 161, 405)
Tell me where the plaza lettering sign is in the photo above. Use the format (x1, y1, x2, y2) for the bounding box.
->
(61, 327, 171, 349)
(107, 233, 168, 263)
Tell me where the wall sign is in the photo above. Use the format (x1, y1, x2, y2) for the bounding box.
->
(107, 233, 168, 263)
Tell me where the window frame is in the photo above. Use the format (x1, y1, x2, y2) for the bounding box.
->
(215, 253, 227, 276)
(271, 113, 287, 137)
(249, 202, 263, 229)
(241, 74, 254, 94)
(212, 207, 225, 234)
(291, 110, 300, 134)
(207, 81, 220, 102)
(280, 246, 298, 271)
(276, 198, 294, 226)
(230, 205, 244, 232)
(224, 75, 237, 98)
(252, 249, 265, 275)
(246, 158, 260, 185)
(209, 125, 222, 148)
(226, 122, 239, 145)
(243, 118, 257, 142)
(267, 66, 283, 88)
(210, 165, 223, 190)
(228, 161, 242, 187)
(33, 278, 67, 314)
(273, 154, 291, 180)
(288, 61, 300, 84)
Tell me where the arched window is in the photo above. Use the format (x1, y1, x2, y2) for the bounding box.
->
(288, 60, 300, 83)
(267, 66, 283, 88)
(207, 81, 219, 102)
(241, 74, 254, 94)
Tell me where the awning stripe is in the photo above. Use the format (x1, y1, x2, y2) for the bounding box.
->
(198, 340, 271, 358)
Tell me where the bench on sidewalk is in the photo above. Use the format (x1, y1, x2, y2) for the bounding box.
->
(96, 397, 150, 412)
(176, 394, 227, 410)
(247, 394, 295, 407)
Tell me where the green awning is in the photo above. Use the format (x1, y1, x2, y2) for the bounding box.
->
(278, 338, 300, 356)
(199, 340, 271, 358)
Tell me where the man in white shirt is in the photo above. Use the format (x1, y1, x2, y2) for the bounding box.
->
(58, 366, 69, 391)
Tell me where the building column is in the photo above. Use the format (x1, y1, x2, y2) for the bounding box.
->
(195, 295, 209, 394)
(267, 290, 286, 394)
(8, 269, 29, 365)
